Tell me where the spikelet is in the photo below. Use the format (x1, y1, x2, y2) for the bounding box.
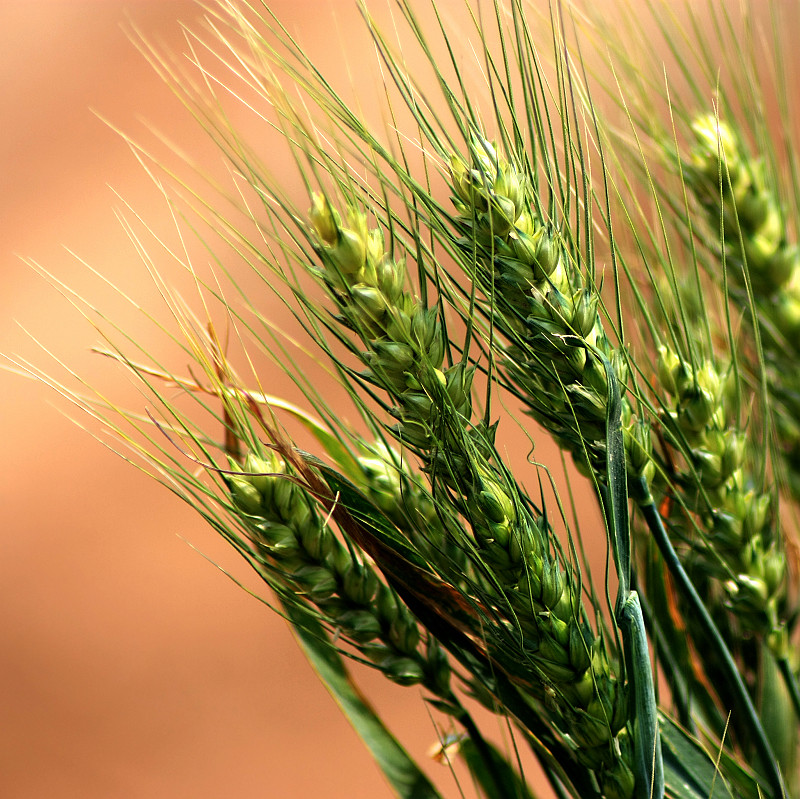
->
(449, 139, 655, 500)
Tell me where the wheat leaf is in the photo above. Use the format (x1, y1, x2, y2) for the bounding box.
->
(283, 598, 442, 799)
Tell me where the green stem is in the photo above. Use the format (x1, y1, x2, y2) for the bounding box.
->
(776, 655, 800, 726)
(619, 591, 665, 799)
(449, 697, 524, 798)
(637, 479, 786, 799)
(634, 572, 695, 732)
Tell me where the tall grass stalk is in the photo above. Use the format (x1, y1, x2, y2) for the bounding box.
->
(24, 0, 800, 797)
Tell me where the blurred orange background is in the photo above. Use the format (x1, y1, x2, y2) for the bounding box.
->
(0, 2, 452, 797)
(0, 1, 596, 797)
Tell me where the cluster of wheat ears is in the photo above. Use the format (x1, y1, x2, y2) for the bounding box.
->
(26, 0, 800, 796)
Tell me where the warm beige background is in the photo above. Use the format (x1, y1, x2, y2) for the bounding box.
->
(0, 2, 594, 798)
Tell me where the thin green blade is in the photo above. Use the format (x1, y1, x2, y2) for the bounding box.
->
(457, 736, 536, 799)
(283, 598, 442, 799)
(660, 714, 763, 799)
